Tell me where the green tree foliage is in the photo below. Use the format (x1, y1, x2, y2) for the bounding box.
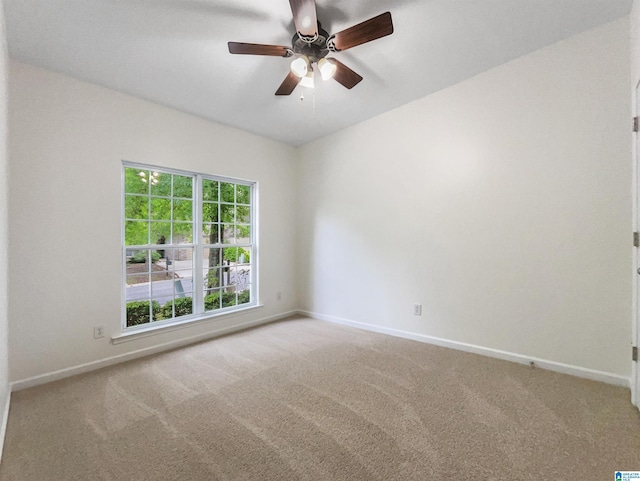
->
(124, 167, 193, 247)
(223, 247, 250, 263)
(202, 180, 251, 289)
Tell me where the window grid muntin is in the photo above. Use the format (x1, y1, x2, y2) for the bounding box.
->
(123, 162, 256, 331)
(200, 174, 254, 313)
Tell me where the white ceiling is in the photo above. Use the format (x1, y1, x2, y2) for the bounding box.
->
(5, 0, 633, 146)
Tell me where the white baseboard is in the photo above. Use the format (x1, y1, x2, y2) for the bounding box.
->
(298, 310, 630, 388)
(0, 388, 10, 465)
(11, 310, 297, 392)
(10, 309, 630, 392)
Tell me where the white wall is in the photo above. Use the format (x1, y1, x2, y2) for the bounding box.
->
(297, 18, 632, 378)
(0, 0, 9, 462)
(8, 61, 298, 383)
(6, 16, 634, 387)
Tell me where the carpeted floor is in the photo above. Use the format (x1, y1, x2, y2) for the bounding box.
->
(0, 316, 639, 480)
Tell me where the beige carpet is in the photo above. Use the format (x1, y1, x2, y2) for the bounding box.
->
(1, 317, 639, 480)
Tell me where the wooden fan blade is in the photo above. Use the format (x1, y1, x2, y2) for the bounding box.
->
(330, 59, 363, 89)
(276, 71, 302, 96)
(330, 12, 393, 52)
(228, 42, 292, 57)
(289, 0, 318, 40)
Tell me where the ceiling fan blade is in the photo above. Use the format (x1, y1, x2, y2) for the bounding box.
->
(330, 59, 363, 89)
(329, 12, 393, 52)
(289, 0, 318, 41)
(228, 42, 292, 57)
(275, 72, 302, 96)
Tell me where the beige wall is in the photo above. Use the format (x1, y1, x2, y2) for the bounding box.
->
(297, 18, 632, 379)
(8, 61, 298, 382)
(0, 0, 8, 462)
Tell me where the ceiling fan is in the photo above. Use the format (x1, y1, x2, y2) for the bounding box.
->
(227, 0, 394, 95)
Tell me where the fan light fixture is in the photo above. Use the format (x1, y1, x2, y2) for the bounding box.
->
(300, 69, 315, 88)
(318, 58, 337, 80)
(228, 7, 393, 96)
(290, 56, 310, 77)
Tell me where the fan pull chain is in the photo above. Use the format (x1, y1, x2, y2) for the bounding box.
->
(299, 90, 315, 116)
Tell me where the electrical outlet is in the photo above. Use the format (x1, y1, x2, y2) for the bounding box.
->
(276, 291, 282, 301)
(93, 326, 105, 339)
(413, 304, 422, 316)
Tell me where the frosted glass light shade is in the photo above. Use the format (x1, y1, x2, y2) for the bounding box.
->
(318, 58, 337, 80)
(300, 70, 315, 88)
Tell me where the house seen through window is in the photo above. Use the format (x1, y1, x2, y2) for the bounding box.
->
(123, 163, 256, 330)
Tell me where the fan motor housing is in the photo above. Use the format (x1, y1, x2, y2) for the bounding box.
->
(291, 24, 330, 62)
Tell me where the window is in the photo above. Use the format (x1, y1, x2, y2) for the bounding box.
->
(123, 163, 256, 330)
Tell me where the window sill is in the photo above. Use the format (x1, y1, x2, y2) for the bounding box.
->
(111, 304, 264, 345)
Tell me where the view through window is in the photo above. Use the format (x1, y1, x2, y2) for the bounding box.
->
(123, 163, 255, 329)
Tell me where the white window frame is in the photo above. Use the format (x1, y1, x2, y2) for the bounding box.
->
(121, 161, 258, 335)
